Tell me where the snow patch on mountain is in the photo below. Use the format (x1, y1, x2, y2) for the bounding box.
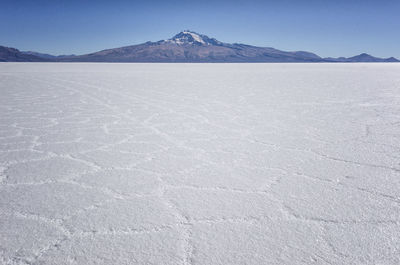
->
(165, 30, 213, 46)
(183, 31, 205, 44)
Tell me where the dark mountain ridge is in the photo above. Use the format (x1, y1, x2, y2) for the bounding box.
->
(22, 51, 76, 60)
(0, 46, 48, 62)
(1, 31, 399, 62)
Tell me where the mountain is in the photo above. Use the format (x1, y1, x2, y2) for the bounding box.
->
(22, 51, 56, 59)
(62, 31, 324, 62)
(2, 31, 399, 62)
(0, 46, 48, 62)
(22, 51, 76, 60)
(326, 53, 399, 62)
(346, 53, 399, 62)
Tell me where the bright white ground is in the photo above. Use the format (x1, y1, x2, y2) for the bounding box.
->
(0, 63, 399, 265)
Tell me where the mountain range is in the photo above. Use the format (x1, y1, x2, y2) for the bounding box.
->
(1, 31, 399, 63)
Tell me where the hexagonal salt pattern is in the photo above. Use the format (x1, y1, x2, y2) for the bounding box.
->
(1, 63, 400, 264)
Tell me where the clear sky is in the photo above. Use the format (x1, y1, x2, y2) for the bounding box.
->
(1, 0, 399, 58)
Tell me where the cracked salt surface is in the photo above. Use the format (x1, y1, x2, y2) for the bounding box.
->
(0, 63, 400, 265)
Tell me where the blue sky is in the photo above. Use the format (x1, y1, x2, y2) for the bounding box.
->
(1, 0, 399, 58)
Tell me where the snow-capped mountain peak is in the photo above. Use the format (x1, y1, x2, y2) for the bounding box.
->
(165, 30, 222, 46)
(179, 31, 205, 44)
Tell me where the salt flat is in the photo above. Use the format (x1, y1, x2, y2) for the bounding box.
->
(0, 63, 400, 265)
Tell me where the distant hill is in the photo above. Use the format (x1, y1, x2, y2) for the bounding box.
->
(326, 53, 399, 62)
(2, 31, 399, 62)
(0, 46, 47, 62)
(22, 51, 76, 60)
(346, 53, 399, 62)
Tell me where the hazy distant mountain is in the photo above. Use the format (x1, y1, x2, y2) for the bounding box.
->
(2, 31, 399, 62)
(0, 46, 47, 62)
(346, 53, 399, 62)
(326, 53, 399, 62)
(22, 51, 76, 60)
(22, 51, 56, 59)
